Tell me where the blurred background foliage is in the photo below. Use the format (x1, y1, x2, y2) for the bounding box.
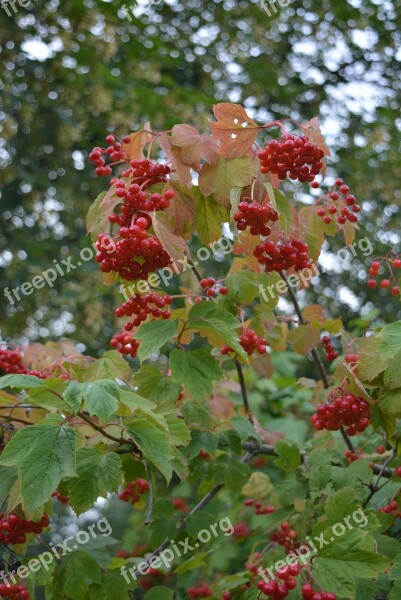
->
(1, 0, 400, 354)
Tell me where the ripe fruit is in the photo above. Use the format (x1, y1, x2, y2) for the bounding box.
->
(0, 584, 30, 599)
(253, 238, 311, 273)
(258, 134, 324, 183)
(0, 513, 49, 545)
(119, 479, 150, 504)
(311, 392, 371, 436)
(222, 328, 268, 356)
(367, 279, 377, 289)
(377, 445, 386, 455)
(115, 292, 172, 327)
(234, 201, 279, 235)
(395, 466, 401, 477)
(380, 279, 390, 289)
(51, 490, 69, 504)
(321, 336, 338, 361)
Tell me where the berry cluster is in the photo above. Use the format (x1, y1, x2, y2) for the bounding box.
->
(118, 479, 150, 505)
(257, 564, 300, 599)
(345, 353, 359, 365)
(258, 134, 324, 183)
(116, 544, 148, 559)
(89, 134, 132, 177)
(234, 201, 279, 236)
(187, 584, 214, 599)
(139, 568, 169, 590)
(172, 498, 189, 512)
(222, 593, 232, 600)
(233, 522, 251, 539)
(367, 257, 401, 296)
(0, 348, 50, 379)
(379, 500, 401, 519)
(0, 513, 49, 545)
(311, 393, 371, 436)
(221, 327, 267, 356)
(110, 330, 141, 358)
(271, 521, 297, 553)
(344, 450, 359, 464)
(301, 583, 336, 600)
(51, 490, 69, 504)
(95, 221, 171, 281)
(0, 584, 30, 600)
(254, 238, 311, 273)
(321, 336, 338, 361)
(115, 292, 172, 326)
(199, 278, 228, 298)
(244, 498, 275, 515)
(315, 179, 360, 225)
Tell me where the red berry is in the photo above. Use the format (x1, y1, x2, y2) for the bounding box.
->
(380, 279, 390, 289)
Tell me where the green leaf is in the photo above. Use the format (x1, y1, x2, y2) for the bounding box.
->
(194, 189, 228, 244)
(175, 552, 209, 575)
(199, 157, 254, 207)
(150, 517, 177, 546)
(0, 424, 76, 515)
(182, 398, 214, 430)
(131, 366, 181, 403)
(223, 462, 251, 490)
(64, 380, 120, 421)
(83, 350, 131, 382)
(325, 487, 357, 524)
(274, 441, 301, 472)
(128, 416, 173, 483)
(225, 270, 261, 304)
(134, 319, 179, 362)
(67, 447, 122, 515)
(144, 588, 174, 600)
(53, 551, 102, 600)
(86, 191, 107, 240)
(0, 374, 45, 390)
(169, 349, 223, 401)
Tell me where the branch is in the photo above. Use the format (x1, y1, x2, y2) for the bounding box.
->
(363, 444, 398, 507)
(144, 461, 154, 526)
(234, 358, 250, 414)
(279, 272, 354, 452)
(77, 412, 132, 446)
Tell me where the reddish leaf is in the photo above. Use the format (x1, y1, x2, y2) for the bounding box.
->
(299, 117, 331, 157)
(150, 210, 191, 272)
(210, 103, 258, 158)
(170, 124, 219, 166)
(122, 122, 153, 160)
(164, 182, 196, 239)
(158, 133, 193, 186)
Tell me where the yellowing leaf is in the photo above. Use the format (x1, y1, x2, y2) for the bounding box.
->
(199, 157, 255, 207)
(170, 124, 219, 166)
(210, 103, 258, 158)
(123, 122, 153, 160)
(151, 210, 191, 270)
(300, 117, 331, 157)
(288, 325, 321, 355)
(241, 472, 273, 499)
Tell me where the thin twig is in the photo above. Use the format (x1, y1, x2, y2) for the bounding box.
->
(77, 412, 130, 445)
(144, 461, 153, 526)
(363, 444, 398, 507)
(280, 272, 355, 452)
(234, 358, 250, 414)
(188, 258, 203, 284)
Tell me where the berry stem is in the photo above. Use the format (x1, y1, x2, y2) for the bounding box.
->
(279, 272, 355, 452)
(234, 358, 250, 415)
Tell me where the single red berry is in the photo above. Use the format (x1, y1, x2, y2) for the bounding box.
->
(391, 286, 400, 296)
(377, 445, 386, 455)
(367, 279, 377, 289)
(395, 466, 401, 477)
(380, 279, 390, 289)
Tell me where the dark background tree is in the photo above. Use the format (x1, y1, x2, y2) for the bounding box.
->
(1, 0, 400, 353)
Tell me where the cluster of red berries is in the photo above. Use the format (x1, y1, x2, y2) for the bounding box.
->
(199, 278, 228, 298)
(379, 500, 401, 520)
(257, 564, 301, 599)
(51, 490, 69, 504)
(232, 522, 251, 539)
(187, 584, 214, 599)
(234, 201, 279, 236)
(311, 393, 371, 436)
(139, 568, 169, 590)
(258, 134, 324, 183)
(367, 257, 401, 296)
(244, 498, 275, 515)
(344, 450, 359, 464)
(0, 348, 50, 379)
(321, 336, 338, 361)
(110, 330, 141, 358)
(254, 238, 311, 273)
(115, 292, 172, 327)
(116, 544, 148, 559)
(118, 479, 150, 505)
(315, 179, 360, 225)
(0, 584, 30, 600)
(89, 134, 132, 177)
(271, 521, 297, 554)
(96, 220, 171, 281)
(0, 513, 49, 545)
(345, 353, 359, 365)
(300, 583, 336, 600)
(172, 498, 189, 512)
(221, 327, 267, 356)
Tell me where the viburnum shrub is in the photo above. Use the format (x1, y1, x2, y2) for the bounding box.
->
(1, 103, 401, 599)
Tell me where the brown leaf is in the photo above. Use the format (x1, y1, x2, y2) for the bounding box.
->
(123, 122, 153, 160)
(171, 124, 219, 166)
(158, 133, 193, 186)
(251, 414, 285, 444)
(209, 395, 235, 419)
(164, 183, 196, 238)
(210, 103, 258, 158)
(299, 117, 331, 157)
(150, 210, 191, 272)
